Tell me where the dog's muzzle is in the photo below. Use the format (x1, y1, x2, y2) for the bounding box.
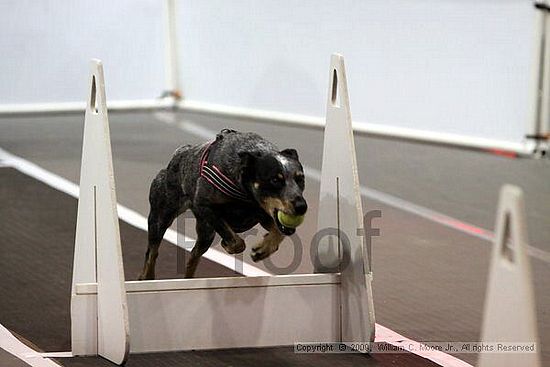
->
(273, 209, 296, 236)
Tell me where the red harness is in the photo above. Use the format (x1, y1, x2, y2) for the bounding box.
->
(199, 142, 250, 201)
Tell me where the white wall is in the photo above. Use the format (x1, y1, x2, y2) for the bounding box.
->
(0, 0, 537, 145)
(177, 0, 536, 144)
(0, 0, 165, 103)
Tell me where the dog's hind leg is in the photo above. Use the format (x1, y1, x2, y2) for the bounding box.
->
(138, 207, 179, 280)
(184, 220, 215, 278)
(139, 169, 186, 280)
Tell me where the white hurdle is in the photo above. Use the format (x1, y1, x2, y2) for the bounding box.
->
(479, 185, 541, 367)
(316, 54, 375, 343)
(70, 54, 375, 364)
(71, 60, 129, 364)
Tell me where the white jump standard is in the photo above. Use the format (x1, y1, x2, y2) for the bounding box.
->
(479, 185, 541, 367)
(70, 55, 376, 364)
(71, 61, 129, 364)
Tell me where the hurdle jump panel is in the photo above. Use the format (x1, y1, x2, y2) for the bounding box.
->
(73, 274, 340, 353)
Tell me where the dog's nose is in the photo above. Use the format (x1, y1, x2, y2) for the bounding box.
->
(293, 197, 308, 215)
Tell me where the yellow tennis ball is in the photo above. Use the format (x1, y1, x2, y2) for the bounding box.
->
(277, 211, 305, 228)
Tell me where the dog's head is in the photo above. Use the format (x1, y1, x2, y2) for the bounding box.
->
(239, 148, 307, 235)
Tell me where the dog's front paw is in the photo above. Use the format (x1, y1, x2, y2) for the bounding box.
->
(250, 245, 275, 262)
(251, 231, 283, 262)
(250, 248, 266, 262)
(221, 237, 246, 254)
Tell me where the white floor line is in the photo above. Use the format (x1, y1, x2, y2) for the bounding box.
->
(165, 116, 550, 265)
(375, 325, 473, 367)
(0, 147, 269, 277)
(0, 324, 62, 367)
(36, 352, 73, 358)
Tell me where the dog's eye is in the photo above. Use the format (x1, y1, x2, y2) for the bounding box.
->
(295, 173, 305, 185)
(270, 177, 284, 187)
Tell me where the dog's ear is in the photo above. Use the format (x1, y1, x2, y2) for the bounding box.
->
(280, 148, 299, 161)
(238, 151, 263, 170)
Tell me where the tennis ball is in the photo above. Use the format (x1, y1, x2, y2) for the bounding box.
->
(277, 211, 305, 228)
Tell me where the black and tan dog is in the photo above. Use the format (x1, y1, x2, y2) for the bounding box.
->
(138, 129, 307, 280)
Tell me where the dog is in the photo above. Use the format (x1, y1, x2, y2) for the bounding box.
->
(138, 129, 307, 280)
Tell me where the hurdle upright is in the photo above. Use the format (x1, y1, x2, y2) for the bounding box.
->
(479, 185, 541, 367)
(71, 60, 129, 364)
(70, 54, 375, 364)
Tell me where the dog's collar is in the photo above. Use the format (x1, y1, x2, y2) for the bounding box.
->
(199, 141, 251, 201)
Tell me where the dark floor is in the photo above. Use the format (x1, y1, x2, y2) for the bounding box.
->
(0, 348, 32, 367)
(57, 346, 440, 367)
(4, 345, 433, 367)
(0, 168, 438, 367)
(1, 110, 549, 366)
